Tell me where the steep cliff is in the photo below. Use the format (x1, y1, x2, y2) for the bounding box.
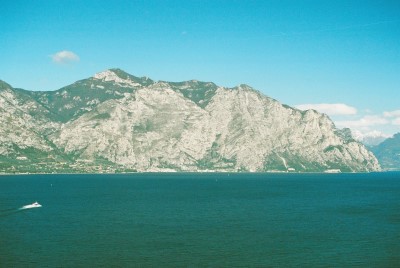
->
(0, 70, 380, 173)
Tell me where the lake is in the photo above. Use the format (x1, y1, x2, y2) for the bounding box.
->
(1, 172, 399, 267)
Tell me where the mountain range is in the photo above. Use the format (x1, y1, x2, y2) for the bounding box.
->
(0, 69, 381, 173)
(370, 133, 400, 171)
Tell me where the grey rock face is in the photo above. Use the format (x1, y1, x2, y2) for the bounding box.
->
(0, 70, 380, 173)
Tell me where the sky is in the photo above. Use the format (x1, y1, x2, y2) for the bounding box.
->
(1, 0, 399, 139)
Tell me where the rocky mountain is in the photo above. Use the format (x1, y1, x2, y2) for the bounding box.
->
(0, 81, 66, 172)
(0, 69, 380, 173)
(370, 133, 400, 170)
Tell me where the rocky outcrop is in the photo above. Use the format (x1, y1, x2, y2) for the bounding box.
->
(0, 69, 381, 173)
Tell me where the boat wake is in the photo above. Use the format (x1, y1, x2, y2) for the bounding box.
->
(0, 208, 23, 218)
(0, 202, 42, 218)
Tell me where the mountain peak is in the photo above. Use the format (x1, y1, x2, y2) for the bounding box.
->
(93, 69, 153, 87)
(233, 84, 257, 92)
(93, 69, 124, 81)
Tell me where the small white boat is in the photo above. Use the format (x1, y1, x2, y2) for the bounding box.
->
(21, 202, 42, 209)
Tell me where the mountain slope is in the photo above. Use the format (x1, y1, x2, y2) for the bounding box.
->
(370, 133, 400, 170)
(0, 69, 380, 173)
(0, 81, 68, 172)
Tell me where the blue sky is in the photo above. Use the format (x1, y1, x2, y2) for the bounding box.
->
(1, 0, 399, 138)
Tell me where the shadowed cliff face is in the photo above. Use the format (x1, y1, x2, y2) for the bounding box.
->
(0, 70, 380, 173)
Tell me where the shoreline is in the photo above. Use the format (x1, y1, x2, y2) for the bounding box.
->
(0, 170, 398, 176)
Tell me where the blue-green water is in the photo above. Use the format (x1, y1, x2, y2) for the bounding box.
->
(1, 172, 399, 267)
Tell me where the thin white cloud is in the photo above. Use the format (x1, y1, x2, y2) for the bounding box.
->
(382, 109, 400, 126)
(334, 110, 399, 139)
(383, 109, 400, 118)
(51, 50, 80, 64)
(392, 117, 400, 125)
(295, 103, 357, 116)
(335, 115, 389, 128)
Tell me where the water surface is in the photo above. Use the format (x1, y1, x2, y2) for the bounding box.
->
(1, 172, 399, 267)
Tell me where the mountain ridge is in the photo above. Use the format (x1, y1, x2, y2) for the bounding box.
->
(370, 133, 400, 170)
(0, 69, 380, 173)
